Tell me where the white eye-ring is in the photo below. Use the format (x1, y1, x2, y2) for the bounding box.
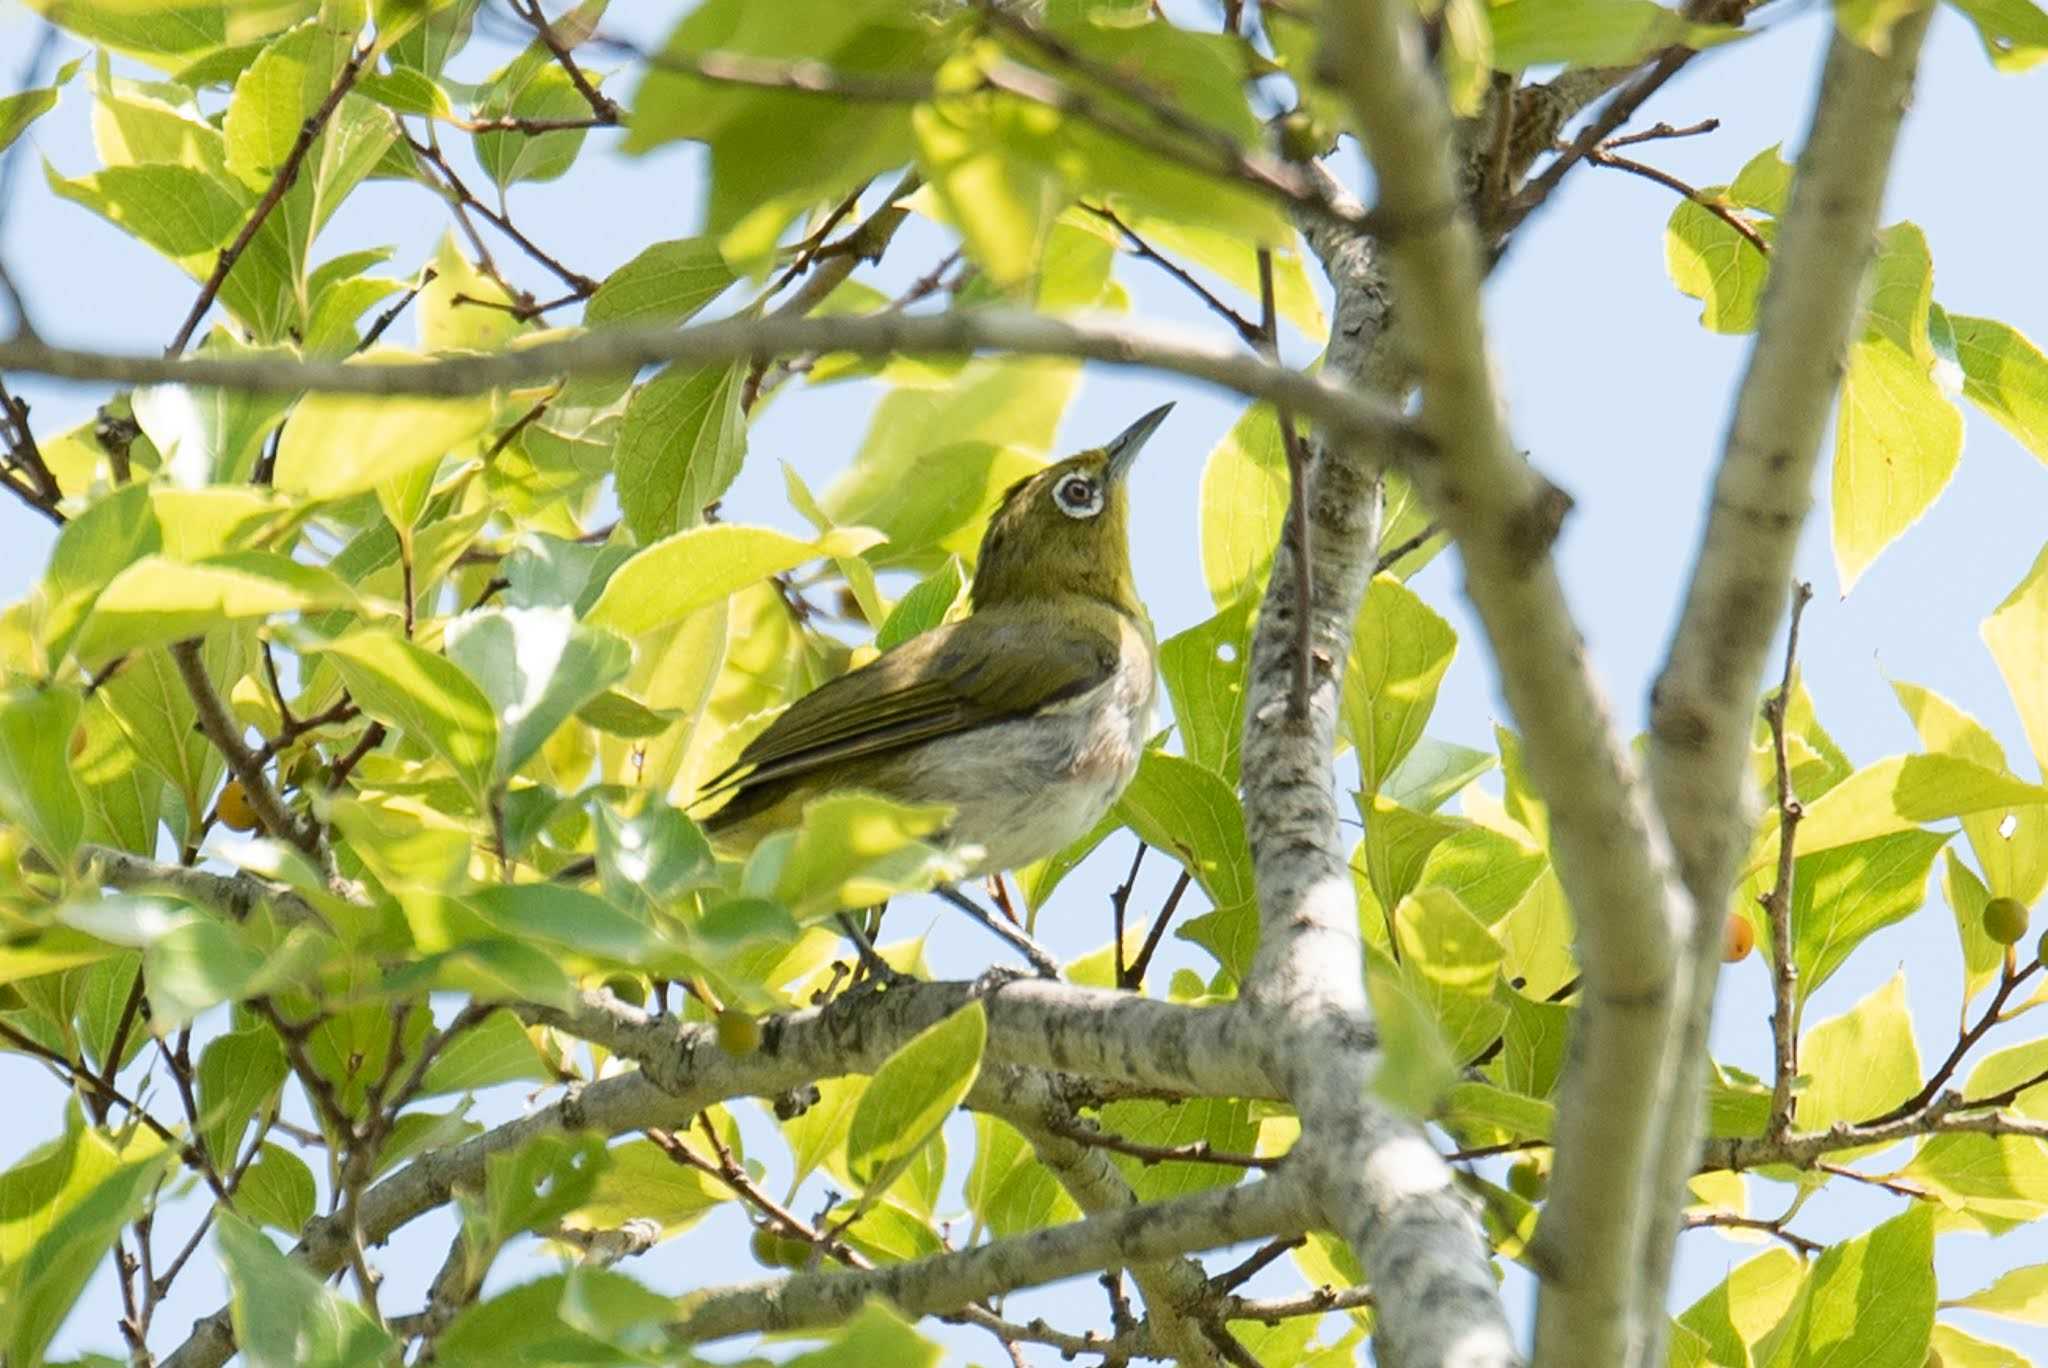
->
(1053, 473, 1103, 519)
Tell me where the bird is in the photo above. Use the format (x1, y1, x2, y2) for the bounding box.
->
(696, 403, 1171, 949)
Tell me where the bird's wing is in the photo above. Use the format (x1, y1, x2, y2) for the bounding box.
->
(699, 610, 1120, 801)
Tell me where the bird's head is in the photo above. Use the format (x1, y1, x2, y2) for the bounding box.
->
(968, 403, 1173, 617)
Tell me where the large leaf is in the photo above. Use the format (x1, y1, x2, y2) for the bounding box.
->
(272, 360, 495, 500)
(1345, 575, 1458, 795)
(0, 1119, 171, 1368)
(216, 1213, 395, 1368)
(1832, 225, 1963, 592)
(0, 683, 85, 864)
(1983, 541, 2048, 775)
(846, 1001, 985, 1191)
(302, 627, 499, 807)
(1488, 0, 1736, 69)
(444, 607, 632, 782)
(585, 524, 881, 637)
(1789, 829, 1947, 1002)
(1760, 1205, 1934, 1368)
(1199, 402, 1290, 608)
(1951, 314, 2048, 461)
(615, 361, 748, 541)
(75, 552, 359, 658)
(1793, 973, 1919, 1139)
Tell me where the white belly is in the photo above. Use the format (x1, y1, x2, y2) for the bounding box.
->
(900, 664, 1153, 876)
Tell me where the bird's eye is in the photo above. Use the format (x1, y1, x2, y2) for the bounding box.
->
(1054, 475, 1102, 519)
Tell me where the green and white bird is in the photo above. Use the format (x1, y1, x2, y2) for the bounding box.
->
(700, 404, 1170, 880)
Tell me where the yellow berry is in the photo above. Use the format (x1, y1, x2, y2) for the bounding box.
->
(215, 780, 261, 832)
(716, 1008, 762, 1056)
(1984, 896, 2030, 946)
(1722, 915, 1756, 963)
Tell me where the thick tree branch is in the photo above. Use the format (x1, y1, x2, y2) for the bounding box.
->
(1638, 10, 1935, 1354)
(0, 312, 1414, 450)
(669, 1174, 1309, 1344)
(1229, 110, 1511, 1368)
(1316, 4, 1692, 1365)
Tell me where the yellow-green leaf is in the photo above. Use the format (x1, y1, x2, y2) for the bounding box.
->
(585, 524, 882, 638)
(272, 357, 495, 500)
(1983, 541, 2048, 775)
(846, 1001, 985, 1191)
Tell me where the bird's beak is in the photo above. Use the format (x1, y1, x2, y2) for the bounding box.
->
(1104, 402, 1174, 483)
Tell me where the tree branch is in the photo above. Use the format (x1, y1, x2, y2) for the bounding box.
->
(1317, 3, 1697, 1365)
(1226, 79, 1511, 1368)
(669, 1174, 1309, 1344)
(0, 311, 1417, 448)
(1638, 9, 1935, 1353)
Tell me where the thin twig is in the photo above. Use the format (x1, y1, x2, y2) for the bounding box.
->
(1125, 870, 1193, 992)
(402, 130, 598, 297)
(355, 268, 436, 352)
(1683, 1211, 1822, 1257)
(1045, 1117, 1281, 1170)
(509, 0, 623, 123)
(168, 44, 373, 356)
(1584, 146, 1772, 257)
(1112, 841, 1149, 989)
(170, 639, 322, 861)
(1374, 521, 1443, 575)
(1085, 203, 1262, 347)
(1602, 117, 1721, 149)
(1864, 960, 2042, 1125)
(1763, 580, 1812, 1140)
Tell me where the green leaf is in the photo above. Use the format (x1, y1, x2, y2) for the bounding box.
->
(223, 15, 350, 192)
(1793, 973, 1919, 1138)
(595, 798, 717, 919)
(473, 61, 594, 190)
(846, 1001, 985, 1190)
(565, 1136, 725, 1238)
(1415, 823, 1547, 926)
(1159, 597, 1253, 781)
(628, 0, 935, 260)
(1950, 314, 2048, 466)
(1928, 1323, 2032, 1368)
(132, 352, 297, 486)
(1396, 888, 1507, 1062)
(356, 65, 454, 118)
(99, 634, 244, 835)
(76, 552, 359, 659)
(615, 361, 748, 541)
(445, 607, 631, 782)
(0, 1120, 171, 1368)
(45, 159, 246, 258)
(1099, 1096, 1259, 1201)
(0, 57, 78, 156)
(785, 1303, 940, 1368)
(1199, 403, 1290, 607)
(234, 1144, 317, 1233)
(585, 524, 881, 637)
(875, 557, 968, 652)
(1488, 0, 1737, 69)
(1382, 738, 1495, 813)
(32, 482, 162, 666)
(0, 686, 85, 863)
(1943, 0, 2048, 70)
(1941, 851, 2007, 1008)
(584, 236, 735, 330)
(197, 1026, 288, 1171)
(1663, 147, 1785, 334)
(821, 359, 1075, 566)
(1761, 1205, 1933, 1368)
(1365, 959, 1458, 1116)
(1113, 751, 1255, 909)
(303, 627, 499, 808)
(1833, 224, 1963, 592)
(1346, 575, 1458, 795)
(757, 791, 954, 918)
(217, 1213, 395, 1368)
(1678, 1246, 1810, 1368)
(467, 885, 670, 968)
(1983, 541, 2048, 776)
(417, 1010, 549, 1096)
(1945, 1263, 2048, 1324)
(272, 366, 495, 501)
(1790, 829, 1947, 1003)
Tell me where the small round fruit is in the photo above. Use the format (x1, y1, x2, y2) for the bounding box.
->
(1984, 896, 2031, 946)
(716, 1008, 762, 1056)
(68, 725, 87, 759)
(749, 1227, 781, 1266)
(214, 780, 261, 832)
(1722, 914, 1756, 963)
(601, 973, 647, 1007)
(1278, 110, 1323, 163)
(1507, 1158, 1546, 1202)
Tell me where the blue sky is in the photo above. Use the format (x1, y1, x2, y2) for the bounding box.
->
(2, 0, 2045, 1362)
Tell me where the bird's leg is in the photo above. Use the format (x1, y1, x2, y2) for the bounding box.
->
(935, 884, 1062, 979)
(835, 908, 904, 986)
